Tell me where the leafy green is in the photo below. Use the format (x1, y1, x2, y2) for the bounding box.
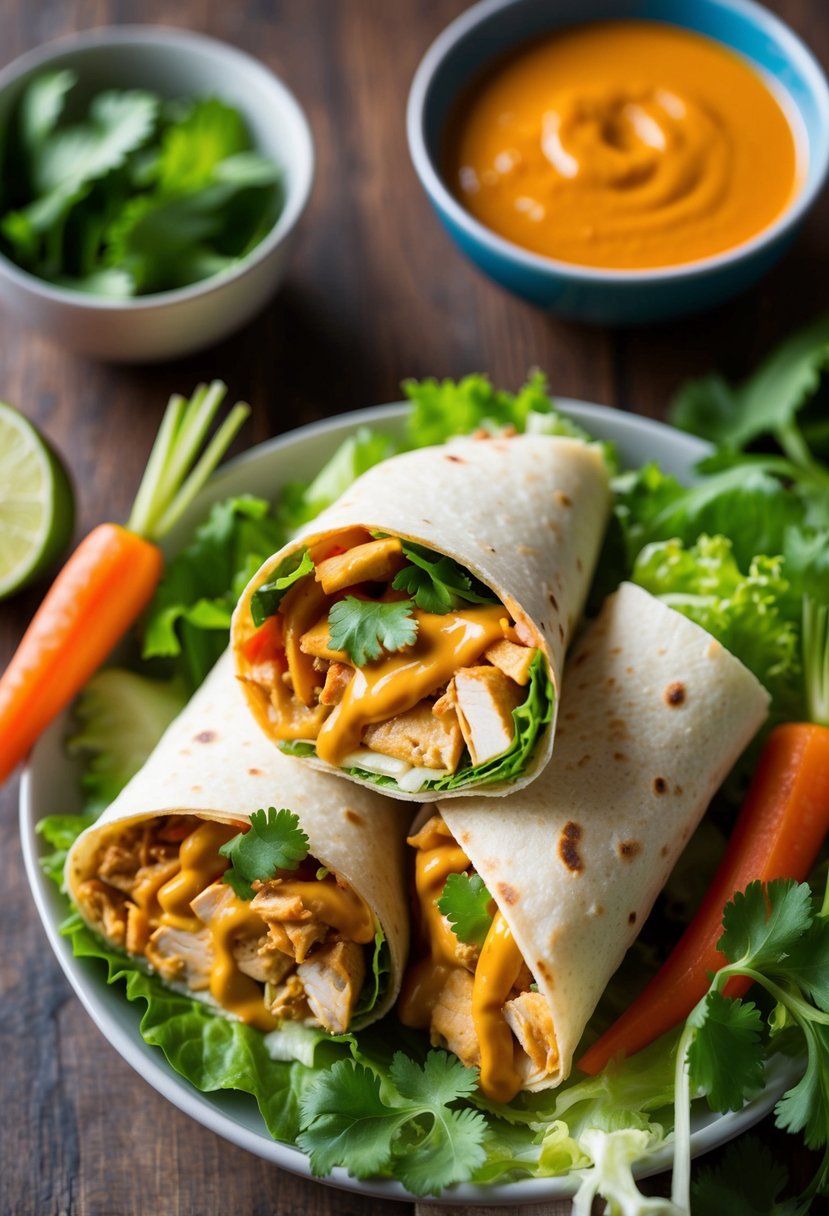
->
(570, 1128, 673, 1216)
(437, 873, 494, 947)
(144, 495, 284, 689)
(686, 990, 765, 1112)
(327, 596, 418, 666)
(406, 370, 588, 444)
(66, 668, 186, 810)
(392, 541, 497, 613)
(219, 808, 309, 900)
(691, 1137, 808, 1216)
(36, 812, 97, 887)
(632, 534, 801, 717)
(297, 1050, 488, 1195)
(249, 548, 313, 628)
(277, 427, 399, 536)
(0, 76, 281, 295)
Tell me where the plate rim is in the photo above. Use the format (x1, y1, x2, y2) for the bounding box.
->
(19, 398, 800, 1205)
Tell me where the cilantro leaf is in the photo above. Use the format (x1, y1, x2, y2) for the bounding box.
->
(297, 1051, 487, 1195)
(392, 542, 497, 613)
(781, 919, 829, 1012)
(691, 1136, 804, 1215)
(219, 808, 309, 900)
(437, 873, 494, 947)
(687, 990, 765, 1112)
(717, 880, 814, 971)
(328, 597, 418, 666)
(774, 1021, 829, 1149)
(249, 548, 314, 627)
(155, 98, 248, 195)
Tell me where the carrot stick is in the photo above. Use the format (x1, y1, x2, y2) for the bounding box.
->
(0, 526, 161, 783)
(578, 722, 829, 1076)
(0, 382, 250, 784)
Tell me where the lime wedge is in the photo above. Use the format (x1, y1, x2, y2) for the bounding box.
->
(0, 402, 74, 599)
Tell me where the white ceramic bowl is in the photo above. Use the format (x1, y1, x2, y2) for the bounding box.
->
(0, 27, 314, 362)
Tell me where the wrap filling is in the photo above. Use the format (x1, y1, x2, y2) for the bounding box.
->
(400, 814, 558, 1102)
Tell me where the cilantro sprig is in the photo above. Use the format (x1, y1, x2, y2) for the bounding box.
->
(673, 879, 829, 1211)
(327, 596, 418, 666)
(392, 542, 497, 614)
(437, 873, 494, 948)
(297, 1050, 488, 1195)
(219, 807, 309, 900)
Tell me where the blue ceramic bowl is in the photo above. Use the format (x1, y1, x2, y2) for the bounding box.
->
(407, 0, 829, 325)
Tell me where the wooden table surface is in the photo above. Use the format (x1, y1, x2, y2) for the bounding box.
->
(1, 1, 827, 1213)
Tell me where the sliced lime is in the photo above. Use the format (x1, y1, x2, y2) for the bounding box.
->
(0, 402, 74, 599)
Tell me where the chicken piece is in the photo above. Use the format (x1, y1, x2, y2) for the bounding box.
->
(281, 574, 329, 707)
(363, 700, 465, 771)
(298, 616, 349, 664)
(76, 879, 128, 945)
(484, 639, 536, 686)
(452, 666, 524, 765)
(297, 939, 366, 1034)
(96, 839, 143, 894)
(503, 991, 559, 1080)
(315, 538, 404, 595)
(232, 933, 295, 985)
(429, 969, 481, 1068)
(269, 973, 312, 1023)
(125, 903, 150, 954)
(320, 661, 353, 706)
(145, 925, 213, 990)
(250, 884, 328, 963)
(190, 879, 235, 925)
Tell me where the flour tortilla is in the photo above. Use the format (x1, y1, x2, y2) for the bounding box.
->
(66, 651, 411, 1028)
(232, 434, 611, 800)
(438, 582, 771, 1086)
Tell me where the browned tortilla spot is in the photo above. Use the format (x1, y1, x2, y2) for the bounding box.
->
(345, 810, 365, 827)
(548, 591, 559, 611)
(460, 831, 470, 845)
(658, 647, 666, 656)
(664, 681, 687, 707)
(628, 911, 637, 925)
(574, 650, 590, 667)
(618, 840, 641, 861)
(558, 821, 584, 872)
(248, 768, 263, 777)
(609, 718, 628, 738)
(653, 776, 668, 795)
(606, 676, 616, 687)
(194, 730, 215, 744)
(497, 882, 518, 905)
(555, 491, 573, 507)
(191, 784, 202, 793)
(610, 646, 622, 655)
(614, 751, 628, 762)
(577, 754, 591, 767)
(536, 960, 553, 984)
(674, 784, 684, 796)
(558, 623, 565, 642)
(446, 454, 465, 463)
(660, 845, 669, 857)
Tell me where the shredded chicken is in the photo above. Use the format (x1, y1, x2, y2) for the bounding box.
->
(298, 939, 366, 1034)
(125, 903, 150, 954)
(430, 969, 481, 1068)
(232, 933, 295, 985)
(503, 991, 559, 1080)
(269, 973, 312, 1022)
(250, 884, 327, 963)
(76, 879, 128, 946)
(452, 665, 524, 764)
(320, 661, 353, 706)
(363, 699, 464, 770)
(145, 925, 213, 990)
(484, 639, 535, 685)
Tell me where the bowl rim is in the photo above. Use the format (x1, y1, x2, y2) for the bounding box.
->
(407, 0, 829, 284)
(0, 24, 315, 311)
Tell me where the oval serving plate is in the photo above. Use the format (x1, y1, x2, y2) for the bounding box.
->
(20, 400, 801, 1205)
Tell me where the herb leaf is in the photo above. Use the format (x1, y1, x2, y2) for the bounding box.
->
(250, 548, 314, 627)
(297, 1050, 487, 1195)
(392, 542, 496, 613)
(691, 1136, 803, 1215)
(328, 596, 417, 666)
(687, 989, 765, 1112)
(717, 880, 813, 971)
(437, 873, 494, 947)
(219, 807, 309, 900)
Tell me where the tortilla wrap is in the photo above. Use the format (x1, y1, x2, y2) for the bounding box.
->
(232, 434, 611, 800)
(414, 583, 770, 1092)
(66, 651, 410, 1032)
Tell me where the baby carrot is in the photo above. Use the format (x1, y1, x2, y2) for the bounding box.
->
(0, 382, 249, 784)
(578, 721, 829, 1076)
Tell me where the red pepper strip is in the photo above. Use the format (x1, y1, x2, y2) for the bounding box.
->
(578, 722, 829, 1076)
(241, 614, 285, 667)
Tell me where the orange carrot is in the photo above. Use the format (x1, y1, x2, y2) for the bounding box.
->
(578, 722, 829, 1077)
(0, 382, 250, 784)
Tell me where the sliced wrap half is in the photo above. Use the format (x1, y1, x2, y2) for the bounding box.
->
(232, 434, 611, 800)
(400, 582, 770, 1100)
(66, 652, 410, 1036)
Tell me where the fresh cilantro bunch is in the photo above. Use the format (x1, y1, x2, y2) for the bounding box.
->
(297, 1050, 488, 1195)
(673, 879, 829, 1211)
(0, 72, 282, 295)
(220, 807, 309, 900)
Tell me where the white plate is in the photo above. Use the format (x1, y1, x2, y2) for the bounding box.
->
(20, 400, 800, 1205)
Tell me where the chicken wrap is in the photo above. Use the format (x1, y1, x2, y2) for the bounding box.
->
(232, 434, 611, 800)
(66, 652, 409, 1037)
(399, 583, 770, 1101)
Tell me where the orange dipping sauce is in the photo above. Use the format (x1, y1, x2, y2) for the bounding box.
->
(444, 21, 803, 270)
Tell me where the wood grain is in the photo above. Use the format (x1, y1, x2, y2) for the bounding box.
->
(1, 1, 827, 1213)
